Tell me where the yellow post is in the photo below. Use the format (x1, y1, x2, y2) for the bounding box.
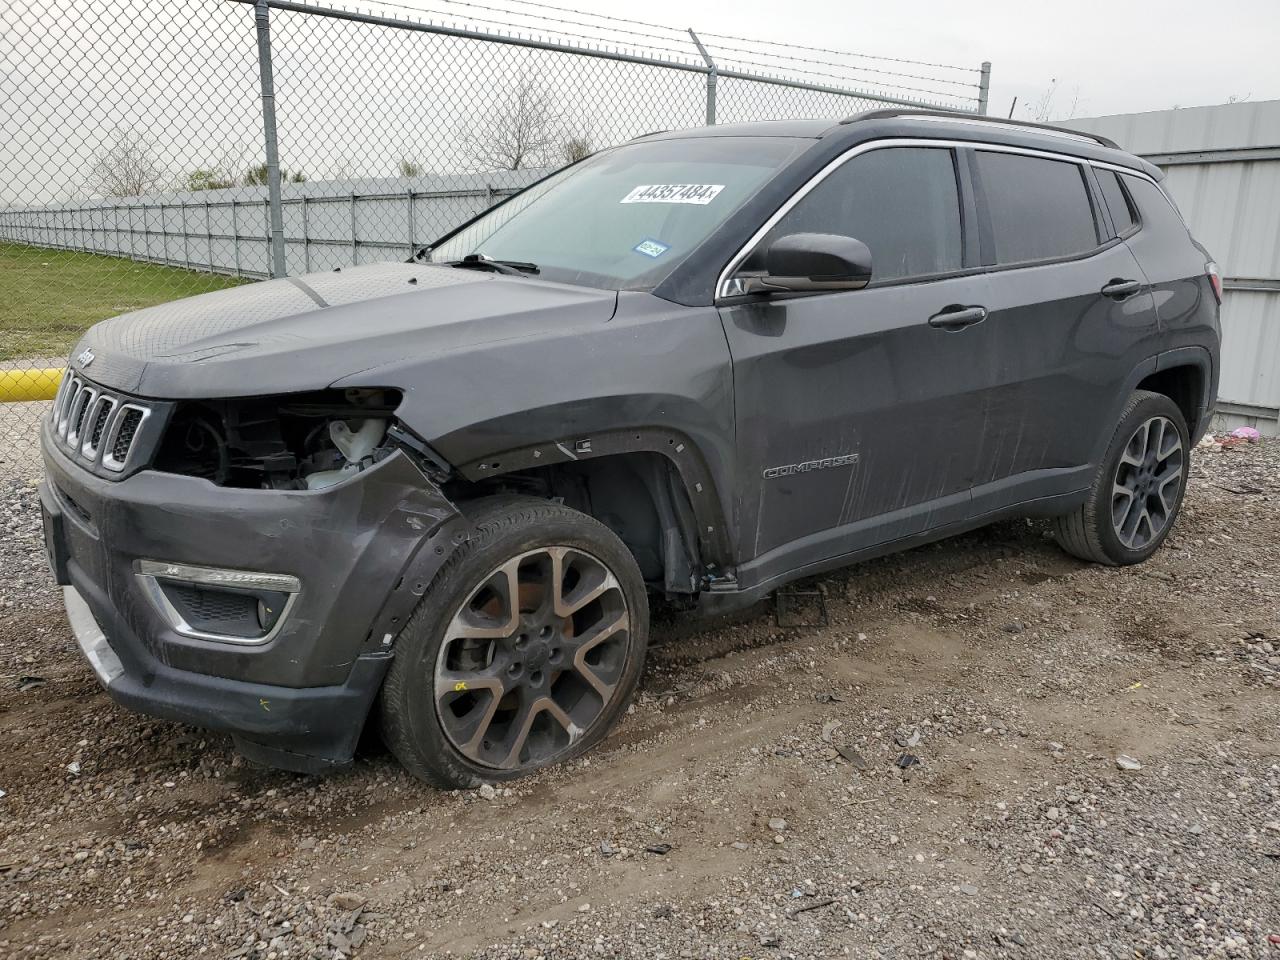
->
(0, 368, 63, 403)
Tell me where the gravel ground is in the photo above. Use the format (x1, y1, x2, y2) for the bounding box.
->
(1, 438, 1278, 960)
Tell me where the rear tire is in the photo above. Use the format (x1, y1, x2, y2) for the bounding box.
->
(1053, 390, 1189, 566)
(380, 496, 649, 788)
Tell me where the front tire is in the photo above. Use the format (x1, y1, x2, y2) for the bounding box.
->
(380, 496, 649, 788)
(1053, 390, 1189, 565)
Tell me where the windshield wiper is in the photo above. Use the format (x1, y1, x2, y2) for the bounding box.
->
(448, 253, 540, 276)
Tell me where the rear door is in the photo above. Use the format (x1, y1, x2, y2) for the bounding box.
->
(1110, 170, 1220, 351)
(718, 144, 996, 589)
(964, 147, 1162, 518)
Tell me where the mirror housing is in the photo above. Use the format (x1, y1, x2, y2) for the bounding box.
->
(739, 232, 873, 294)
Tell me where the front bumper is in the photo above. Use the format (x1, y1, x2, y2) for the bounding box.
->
(41, 420, 470, 771)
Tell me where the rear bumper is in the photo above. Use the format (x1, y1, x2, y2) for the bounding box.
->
(41, 419, 471, 771)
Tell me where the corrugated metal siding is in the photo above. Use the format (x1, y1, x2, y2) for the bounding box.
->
(1071, 100, 1280, 154)
(1161, 162, 1280, 281)
(1072, 101, 1280, 430)
(1218, 290, 1280, 407)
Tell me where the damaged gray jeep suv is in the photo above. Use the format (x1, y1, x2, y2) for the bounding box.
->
(41, 110, 1220, 786)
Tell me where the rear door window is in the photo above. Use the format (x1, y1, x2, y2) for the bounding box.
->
(762, 146, 963, 282)
(976, 151, 1099, 264)
(1096, 169, 1137, 236)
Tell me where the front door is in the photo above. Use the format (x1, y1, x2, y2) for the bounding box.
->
(718, 144, 996, 592)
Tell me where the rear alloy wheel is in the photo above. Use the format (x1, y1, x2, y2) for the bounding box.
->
(380, 497, 648, 787)
(1053, 390, 1190, 565)
(1110, 415, 1184, 551)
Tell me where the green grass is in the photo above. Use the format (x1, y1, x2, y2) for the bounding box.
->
(0, 242, 247, 363)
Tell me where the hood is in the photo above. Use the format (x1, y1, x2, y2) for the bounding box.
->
(71, 262, 618, 398)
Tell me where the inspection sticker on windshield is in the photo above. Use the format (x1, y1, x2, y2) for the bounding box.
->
(620, 184, 725, 205)
(633, 238, 670, 258)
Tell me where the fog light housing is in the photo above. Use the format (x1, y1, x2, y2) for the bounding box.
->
(136, 560, 300, 645)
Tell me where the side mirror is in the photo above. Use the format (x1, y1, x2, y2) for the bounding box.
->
(740, 232, 873, 294)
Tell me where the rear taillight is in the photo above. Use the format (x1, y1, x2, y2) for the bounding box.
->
(1206, 261, 1223, 305)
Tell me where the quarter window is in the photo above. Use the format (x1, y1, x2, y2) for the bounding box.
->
(976, 151, 1099, 264)
(761, 147, 963, 283)
(1121, 175, 1189, 238)
(1096, 169, 1137, 235)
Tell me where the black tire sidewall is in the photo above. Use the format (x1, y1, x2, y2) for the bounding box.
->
(1090, 393, 1190, 565)
(381, 498, 649, 788)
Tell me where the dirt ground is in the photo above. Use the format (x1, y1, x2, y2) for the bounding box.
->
(1, 438, 1278, 960)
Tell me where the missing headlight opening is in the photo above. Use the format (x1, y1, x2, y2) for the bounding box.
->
(153, 388, 403, 489)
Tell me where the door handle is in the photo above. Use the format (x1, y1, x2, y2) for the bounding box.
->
(928, 305, 987, 331)
(1101, 278, 1142, 300)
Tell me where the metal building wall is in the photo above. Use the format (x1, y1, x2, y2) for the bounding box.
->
(1071, 100, 1280, 435)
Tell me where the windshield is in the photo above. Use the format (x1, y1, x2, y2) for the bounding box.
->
(429, 136, 809, 291)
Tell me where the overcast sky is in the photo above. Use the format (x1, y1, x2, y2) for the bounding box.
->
(4, 0, 1278, 208)
(452, 0, 1280, 120)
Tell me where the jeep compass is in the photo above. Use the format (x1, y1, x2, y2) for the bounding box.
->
(41, 110, 1221, 786)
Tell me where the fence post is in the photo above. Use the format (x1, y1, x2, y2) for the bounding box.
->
(977, 61, 991, 115)
(688, 29, 717, 125)
(254, 0, 287, 278)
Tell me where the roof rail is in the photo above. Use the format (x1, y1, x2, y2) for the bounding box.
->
(842, 109, 1120, 150)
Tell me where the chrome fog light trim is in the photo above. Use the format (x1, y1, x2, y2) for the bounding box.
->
(135, 560, 301, 646)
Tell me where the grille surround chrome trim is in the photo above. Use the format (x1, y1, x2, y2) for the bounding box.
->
(80, 394, 115, 459)
(101, 404, 151, 473)
(49, 368, 154, 474)
(67, 386, 98, 448)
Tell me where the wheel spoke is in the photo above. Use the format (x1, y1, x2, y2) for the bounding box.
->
(1117, 494, 1144, 546)
(450, 557, 521, 639)
(1155, 464, 1183, 511)
(495, 694, 583, 769)
(496, 691, 539, 768)
(1134, 506, 1153, 546)
(1112, 482, 1135, 514)
(1119, 427, 1147, 468)
(570, 611, 628, 698)
(552, 552, 619, 618)
(1149, 418, 1165, 464)
(435, 671, 505, 755)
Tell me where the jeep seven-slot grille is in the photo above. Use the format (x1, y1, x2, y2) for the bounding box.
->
(51, 369, 152, 472)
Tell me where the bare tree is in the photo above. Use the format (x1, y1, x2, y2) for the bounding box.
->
(562, 134, 593, 165)
(463, 75, 564, 171)
(90, 127, 165, 197)
(1024, 79, 1081, 123)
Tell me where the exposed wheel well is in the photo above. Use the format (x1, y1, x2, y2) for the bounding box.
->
(1136, 365, 1204, 437)
(444, 452, 703, 597)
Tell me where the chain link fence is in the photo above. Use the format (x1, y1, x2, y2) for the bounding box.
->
(0, 0, 988, 473)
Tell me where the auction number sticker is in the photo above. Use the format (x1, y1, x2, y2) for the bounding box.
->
(620, 184, 725, 205)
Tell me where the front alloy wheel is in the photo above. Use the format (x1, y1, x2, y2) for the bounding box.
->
(380, 497, 649, 787)
(435, 546, 632, 770)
